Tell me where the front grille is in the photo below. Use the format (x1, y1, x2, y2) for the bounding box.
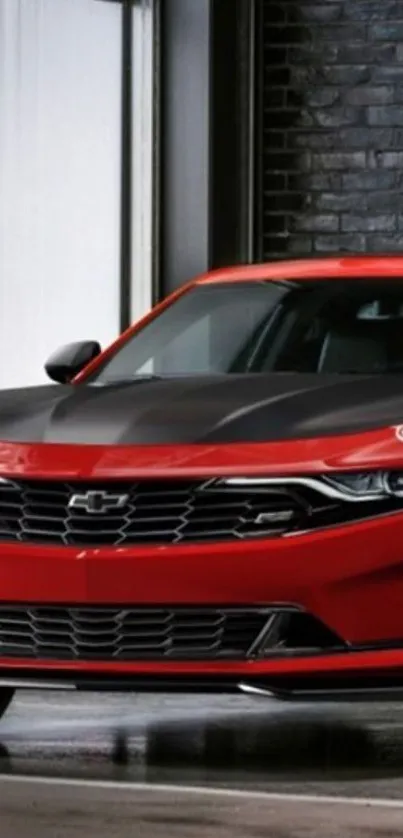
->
(0, 477, 309, 547)
(0, 477, 398, 548)
(0, 606, 272, 661)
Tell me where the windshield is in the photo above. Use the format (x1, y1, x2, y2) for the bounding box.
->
(89, 278, 403, 383)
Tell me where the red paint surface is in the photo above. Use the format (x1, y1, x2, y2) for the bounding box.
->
(2, 255, 403, 686)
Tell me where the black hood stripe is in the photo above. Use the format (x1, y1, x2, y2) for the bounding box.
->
(0, 373, 401, 446)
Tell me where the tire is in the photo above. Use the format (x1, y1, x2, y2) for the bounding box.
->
(0, 688, 14, 720)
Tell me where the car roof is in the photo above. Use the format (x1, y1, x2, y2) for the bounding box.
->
(194, 254, 403, 284)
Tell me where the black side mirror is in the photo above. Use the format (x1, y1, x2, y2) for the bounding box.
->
(45, 341, 101, 384)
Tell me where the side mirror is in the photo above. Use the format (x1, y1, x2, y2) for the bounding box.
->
(45, 341, 101, 384)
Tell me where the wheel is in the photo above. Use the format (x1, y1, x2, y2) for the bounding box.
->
(0, 688, 14, 720)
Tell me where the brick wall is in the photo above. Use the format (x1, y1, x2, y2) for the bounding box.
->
(260, 0, 403, 259)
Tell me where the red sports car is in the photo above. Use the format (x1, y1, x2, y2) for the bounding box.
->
(1, 254, 403, 718)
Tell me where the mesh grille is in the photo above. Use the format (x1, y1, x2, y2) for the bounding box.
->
(0, 478, 308, 546)
(0, 606, 272, 662)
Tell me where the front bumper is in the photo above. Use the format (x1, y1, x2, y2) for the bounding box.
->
(0, 506, 402, 694)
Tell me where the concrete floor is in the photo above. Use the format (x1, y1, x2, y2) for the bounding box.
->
(1, 776, 403, 838)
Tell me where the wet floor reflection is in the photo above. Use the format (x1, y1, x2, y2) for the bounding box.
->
(144, 714, 376, 772)
(1, 692, 403, 791)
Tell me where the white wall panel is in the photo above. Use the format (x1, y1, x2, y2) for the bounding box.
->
(0, 0, 122, 389)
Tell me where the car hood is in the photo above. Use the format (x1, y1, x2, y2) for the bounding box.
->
(0, 373, 402, 446)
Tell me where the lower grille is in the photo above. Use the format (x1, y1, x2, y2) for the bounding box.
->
(0, 606, 346, 663)
(0, 606, 273, 662)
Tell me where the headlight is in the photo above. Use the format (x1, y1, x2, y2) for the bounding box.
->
(322, 471, 390, 499)
(324, 471, 403, 500)
(223, 472, 403, 502)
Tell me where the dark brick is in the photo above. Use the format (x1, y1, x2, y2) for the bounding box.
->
(286, 236, 314, 254)
(314, 192, 368, 212)
(305, 88, 341, 108)
(312, 151, 366, 170)
(262, 235, 291, 257)
(371, 22, 403, 41)
(341, 214, 397, 233)
(288, 131, 335, 150)
(263, 4, 286, 23)
(291, 66, 318, 88)
(370, 235, 403, 252)
(317, 24, 367, 41)
(291, 127, 394, 149)
(347, 127, 396, 148)
(343, 1, 403, 21)
(344, 86, 394, 106)
(264, 108, 301, 128)
(313, 233, 366, 252)
(394, 128, 403, 150)
(391, 85, 403, 104)
(264, 151, 302, 171)
(373, 150, 403, 168)
(268, 24, 308, 44)
(263, 47, 287, 67)
(292, 214, 339, 233)
(371, 64, 403, 83)
(264, 89, 285, 108)
(366, 192, 403, 212)
(297, 108, 318, 128)
(263, 214, 287, 234)
(332, 43, 397, 64)
(319, 65, 372, 85)
(264, 172, 287, 191)
(302, 172, 343, 190)
(286, 89, 305, 108)
(391, 128, 403, 145)
(267, 193, 307, 213)
(342, 171, 396, 190)
(294, 4, 343, 24)
(311, 106, 361, 128)
(367, 106, 403, 126)
(286, 173, 305, 192)
(264, 67, 291, 86)
(263, 130, 286, 150)
(288, 43, 339, 64)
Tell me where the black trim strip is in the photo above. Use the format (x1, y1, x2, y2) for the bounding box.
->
(253, 0, 265, 262)
(208, 0, 254, 269)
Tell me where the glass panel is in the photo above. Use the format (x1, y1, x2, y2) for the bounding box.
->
(90, 277, 403, 382)
(0, 0, 122, 388)
(91, 282, 287, 381)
